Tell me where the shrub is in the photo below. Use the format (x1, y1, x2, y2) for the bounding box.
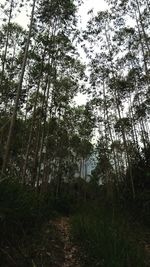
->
(71, 205, 146, 267)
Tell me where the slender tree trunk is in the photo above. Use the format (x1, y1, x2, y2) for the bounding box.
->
(145, 0, 150, 13)
(105, 26, 136, 199)
(135, 12, 149, 75)
(1, 0, 13, 87)
(103, 79, 120, 188)
(22, 50, 46, 182)
(31, 120, 41, 187)
(36, 75, 51, 188)
(135, 0, 150, 53)
(1, 0, 36, 176)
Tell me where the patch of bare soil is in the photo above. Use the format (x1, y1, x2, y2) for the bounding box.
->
(0, 217, 81, 267)
(52, 217, 81, 267)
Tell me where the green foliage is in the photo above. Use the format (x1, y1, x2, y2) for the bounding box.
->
(0, 179, 74, 266)
(0, 181, 36, 233)
(0, 178, 77, 242)
(71, 204, 146, 267)
(39, 189, 76, 217)
(0, 179, 56, 242)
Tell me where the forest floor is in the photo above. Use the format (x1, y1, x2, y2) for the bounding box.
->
(44, 217, 150, 267)
(1, 214, 150, 267)
(37, 216, 150, 267)
(0, 216, 82, 267)
(131, 222, 150, 265)
(29, 216, 82, 267)
(49, 217, 81, 267)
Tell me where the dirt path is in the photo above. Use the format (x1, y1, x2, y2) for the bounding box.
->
(0, 216, 82, 267)
(52, 217, 81, 267)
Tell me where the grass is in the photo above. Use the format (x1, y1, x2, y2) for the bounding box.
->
(0, 179, 148, 266)
(0, 179, 68, 266)
(0, 178, 78, 266)
(71, 203, 146, 267)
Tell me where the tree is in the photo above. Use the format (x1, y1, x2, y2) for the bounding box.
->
(1, 0, 37, 175)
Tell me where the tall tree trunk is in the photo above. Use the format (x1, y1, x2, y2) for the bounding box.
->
(22, 50, 46, 182)
(1, 0, 36, 176)
(1, 0, 13, 87)
(103, 79, 120, 188)
(135, 0, 150, 54)
(105, 26, 136, 199)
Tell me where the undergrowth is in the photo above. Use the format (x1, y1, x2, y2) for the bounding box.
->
(71, 203, 147, 267)
(0, 179, 148, 267)
(0, 178, 73, 266)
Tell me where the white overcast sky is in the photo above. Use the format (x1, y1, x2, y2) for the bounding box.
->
(0, 0, 108, 105)
(0, 0, 108, 28)
(79, 0, 108, 27)
(76, 0, 108, 104)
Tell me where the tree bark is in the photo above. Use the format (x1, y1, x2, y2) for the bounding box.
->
(1, 0, 36, 176)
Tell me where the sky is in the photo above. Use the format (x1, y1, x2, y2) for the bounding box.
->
(0, 0, 108, 105)
(79, 0, 108, 27)
(0, 0, 108, 28)
(75, 0, 108, 104)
